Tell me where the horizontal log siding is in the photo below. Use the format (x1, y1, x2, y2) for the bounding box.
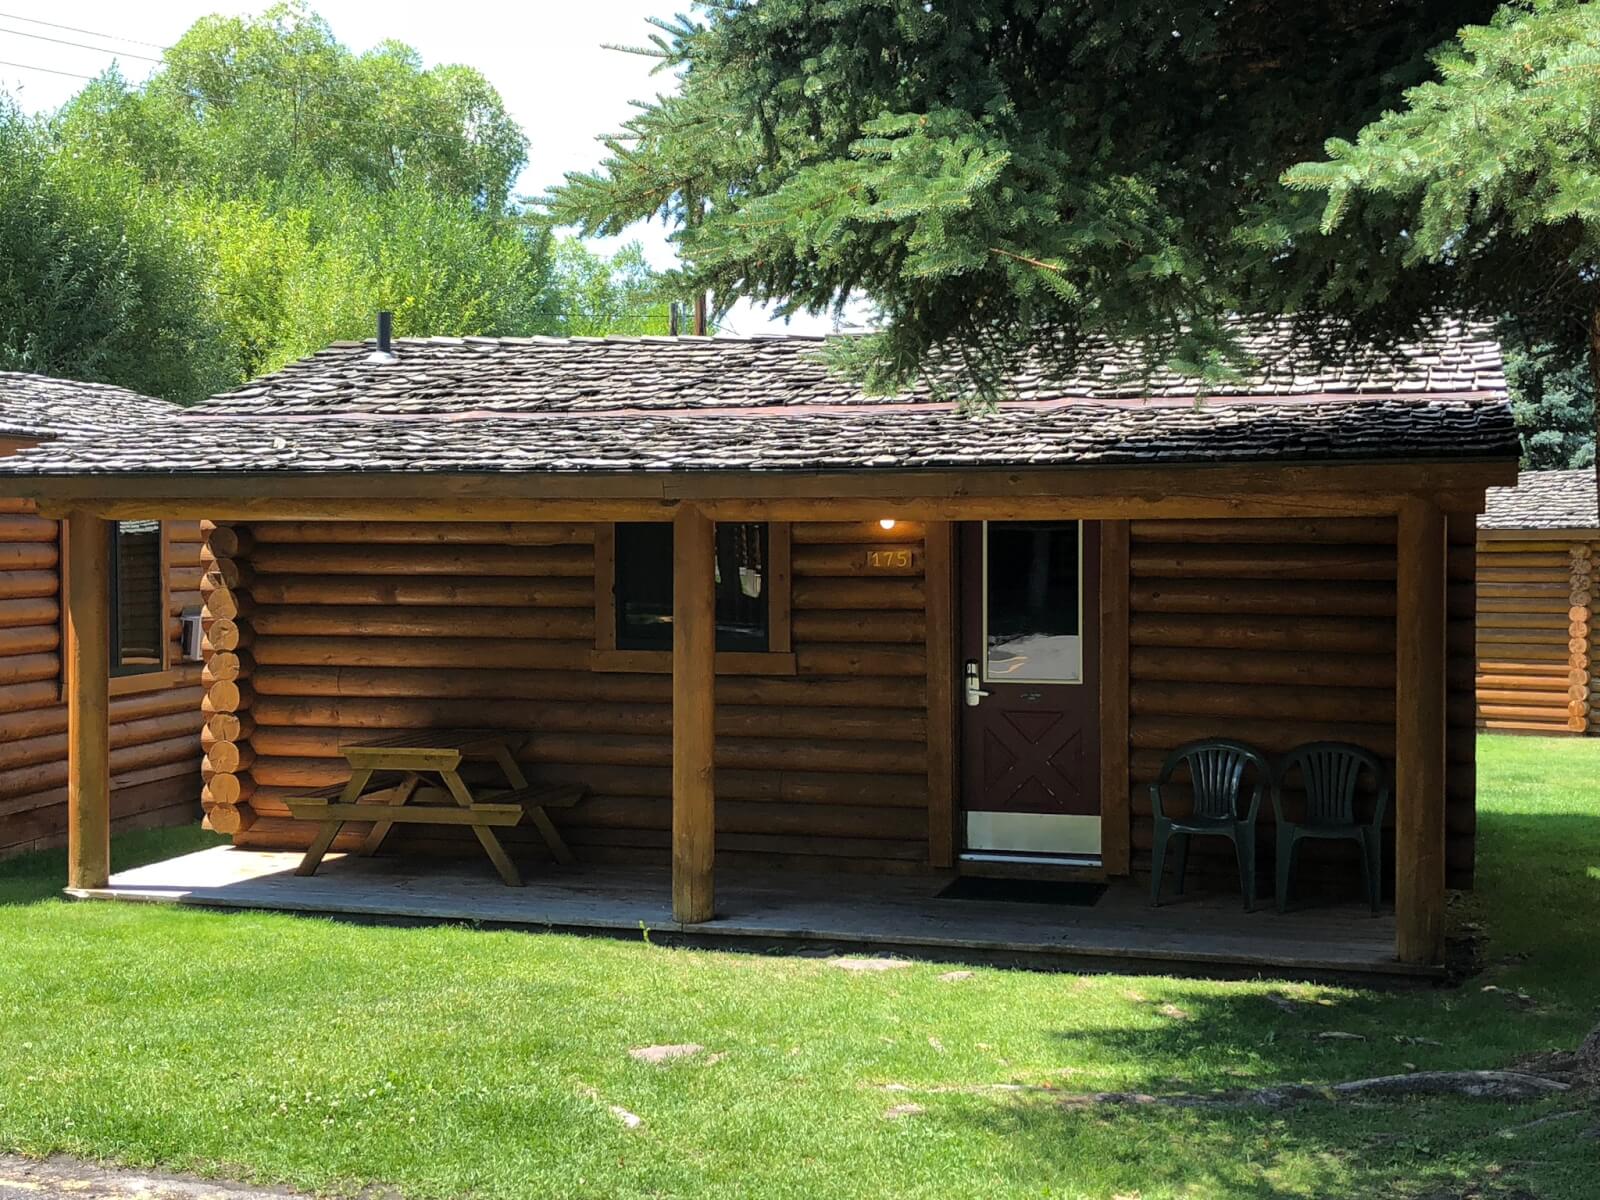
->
(1127, 516, 1476, 893)
(1474, 533, 1598, 736)
(223, 520, 929, 870)
(0, 499, 203, 859)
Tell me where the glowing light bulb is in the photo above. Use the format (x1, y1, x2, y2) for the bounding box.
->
(878, 518, 897, 531)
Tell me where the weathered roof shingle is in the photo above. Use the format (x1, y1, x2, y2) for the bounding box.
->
(0, 373, 181, 441)
(202, 320, 1508, 418)
(0, 322, 1516, 477)
(1481, 469, 1599, 530)
(0, 395, 1516, 475)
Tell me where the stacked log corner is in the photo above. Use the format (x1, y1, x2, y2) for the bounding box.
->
(0, 501, 204, 859)
(199, 521, 258, 836)
(1475, 532, 1599, 735)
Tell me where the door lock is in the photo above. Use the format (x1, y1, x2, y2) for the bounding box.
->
(964, 660, 991, 707)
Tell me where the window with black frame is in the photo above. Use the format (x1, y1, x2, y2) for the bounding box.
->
(110, 520, 164, 675)
(613, 522, 770, 652)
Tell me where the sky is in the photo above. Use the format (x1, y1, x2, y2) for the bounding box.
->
(0, 0, 866, 336)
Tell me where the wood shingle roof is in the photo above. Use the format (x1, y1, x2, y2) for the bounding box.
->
(0, 323, 1516, 477)
(1481, 469, 1599, 530)
(0, 373, 181, 441)
(205, 321, 1507, 417)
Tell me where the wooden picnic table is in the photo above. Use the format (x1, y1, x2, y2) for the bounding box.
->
(284, 729, 583, 886)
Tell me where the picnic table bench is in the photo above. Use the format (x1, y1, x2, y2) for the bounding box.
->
(284, 729, 584, 886)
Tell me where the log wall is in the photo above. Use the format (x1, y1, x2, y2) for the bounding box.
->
(205, 515, 1478, 889)
(1126, 516, 1477, 891)
(0, 499, 204, 858)
(1475, 531, 1600, 736)
(204, 519, 932, 871)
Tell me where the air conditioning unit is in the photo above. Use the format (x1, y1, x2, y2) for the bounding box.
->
(180, 607, 205, 662)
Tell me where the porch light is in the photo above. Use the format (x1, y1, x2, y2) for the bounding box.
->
(878, 518, 897, 531)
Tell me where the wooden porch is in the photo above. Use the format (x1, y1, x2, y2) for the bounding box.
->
(68, 843, 1440, 983)
(31, 458, 1517, 971)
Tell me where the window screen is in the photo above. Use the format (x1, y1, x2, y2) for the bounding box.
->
(614, 522, 770, 652)
(111, 520, 164, 674)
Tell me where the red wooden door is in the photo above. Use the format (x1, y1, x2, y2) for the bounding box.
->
(959, 521, 1101, 861)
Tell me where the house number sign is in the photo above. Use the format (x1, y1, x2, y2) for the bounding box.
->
(865, 546, 920, 572)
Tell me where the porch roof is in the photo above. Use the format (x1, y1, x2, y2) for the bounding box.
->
(0, 322, 1515, 479)
(0, 392, 1517, 477)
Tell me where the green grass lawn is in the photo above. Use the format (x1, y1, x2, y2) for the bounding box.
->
(1, 734, 1596, 1199)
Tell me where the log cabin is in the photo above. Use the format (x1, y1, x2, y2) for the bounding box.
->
(1477, 469, 1600, 736)
(0, 321, 1517, 972)
(0, 374, 204, 858)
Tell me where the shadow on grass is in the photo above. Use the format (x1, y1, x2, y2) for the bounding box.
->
(0, 824, 224, 907)
(1467, 809, 1600, 1003)
(939, 1089, 1566, 1200)
(937, 800, 1600, 1198)
(0, 784, 1591, 1198)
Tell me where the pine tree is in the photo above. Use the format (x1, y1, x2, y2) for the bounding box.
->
(1284, 0, 1600, 508)
(546, 1, 1496, 396)
(1505, 343, 1594, 470)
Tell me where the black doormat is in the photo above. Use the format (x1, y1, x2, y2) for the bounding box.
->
(937, 876, 1107, 906)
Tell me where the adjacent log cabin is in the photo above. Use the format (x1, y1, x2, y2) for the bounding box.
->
(1476, 469, 1600, 736)
(0, 374, 204, 858)
(0, 321, 1517, 966)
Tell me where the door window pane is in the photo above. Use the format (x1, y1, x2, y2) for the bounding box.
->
(614, 522, 770, 652)
(112, 520, 164, 673)
(984, 521, 1081, 683)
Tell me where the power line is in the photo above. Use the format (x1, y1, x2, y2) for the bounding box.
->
(0, 24, 162, 64)
(0, 10, 165, 51)
(0, 56, 96, 80)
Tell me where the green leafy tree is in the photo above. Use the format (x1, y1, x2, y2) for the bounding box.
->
(3, 4, 685, 398)
(0, 98, 230, 402)
(55, 2, 527, 212)
(1284, 0, 1600, 503)
(544, 240, 676, 337)
(547, 1, 1495, 394)
(178, 179, 562, 379)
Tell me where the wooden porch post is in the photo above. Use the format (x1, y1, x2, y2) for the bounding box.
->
(65, 510, 112, 890)
(672, 504, 716, 922)
(1395, 499, 1447, 964)
(1098, 520, 1132, 876)
(924, 521, 956, 867)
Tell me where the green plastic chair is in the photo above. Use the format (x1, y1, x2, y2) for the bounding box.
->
(1149, 739, 1270, 911)
(1271, 742, 1389, 914)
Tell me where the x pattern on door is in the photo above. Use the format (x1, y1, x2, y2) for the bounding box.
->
(979, 707, 1087, 814)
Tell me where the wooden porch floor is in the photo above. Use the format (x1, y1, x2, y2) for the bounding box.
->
(70, 846, 1440, 983)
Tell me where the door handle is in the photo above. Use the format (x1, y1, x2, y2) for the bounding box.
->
(964, 660, 991, 707)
